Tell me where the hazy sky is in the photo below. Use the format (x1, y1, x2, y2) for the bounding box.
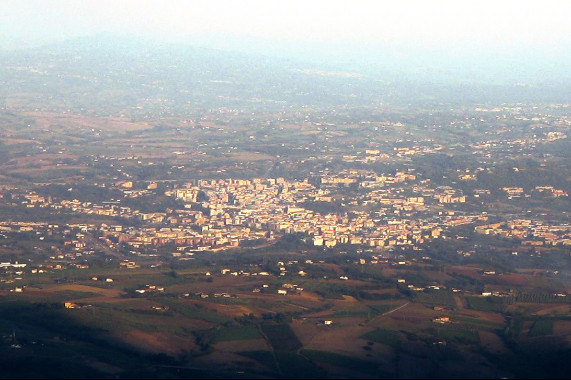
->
(1, 0, 570, 50)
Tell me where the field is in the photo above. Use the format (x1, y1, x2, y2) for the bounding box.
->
(529, 319, 554, 337)
(260, 324, 302, 351)
(301, 349, 389, 377)
(360, 328, 401, 347)
(466, 296, 508, 313)
(0, 254, 569, 379)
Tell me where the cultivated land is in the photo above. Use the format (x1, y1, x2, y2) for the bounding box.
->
(1, 243, 569, 378)
(0, 37, 570, 379)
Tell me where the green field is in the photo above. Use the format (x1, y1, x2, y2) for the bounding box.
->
(212, 326, 262, 342)
(301, 349, 389, 376)
(301, 281, 354, 299)
(360, 328, 401, 347)
(438, 327, 480, 344)
(159, 299, 231, 324)
(453, 315, 504, 329)
(528, 319, 554, 337)
(237, 349, 328, 378)
(237, 350, 278, 372)
(260, 323, 302, 351)
(274, 350, 326, 379)
(466, 296, 507, 313)
(330, 304, 390, 318)
(413, 291, 457, 308)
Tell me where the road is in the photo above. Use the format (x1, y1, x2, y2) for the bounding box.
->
(365, 301, 410, 325)
(85, 233, 126, 260)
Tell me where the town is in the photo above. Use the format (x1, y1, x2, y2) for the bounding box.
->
(0, 31, 569, 379)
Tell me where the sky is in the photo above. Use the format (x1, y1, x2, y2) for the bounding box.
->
(1, 0, 570, 50)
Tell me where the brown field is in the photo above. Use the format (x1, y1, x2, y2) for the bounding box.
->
(493, 273, 531, 287)
(314, 262, 345, 275)
(479, 331, 511, 354)
(535, 304, 570, 316)
(294, 290, 322, 303)
(11, 153, 79, 164)
(453, 294, 465, 309)
(553, 320, 571, 337)
(117, 330, 200, 356)
(240, 293, 319, 312)
(2, 138, 39, 145)
(368, 303, 432, 331)
(208, 303, 255, 317)
(341, 295, 358, 302)
(213, 338, 270, 352)
(455, 310, 505, 324)
(446, 265, 483, 279)
(380, 267, 397, 276)
(191, 349, 272, 374)
(22, 111, 153, 132)
(507, 302, 569, 315)
(226, 152, 276, 161)
(297, 130, 320, 136)
(7, 166, 88, 176)
(412, 270, 456, 282)
(42, 283, 121, 298)
(295, 321, 378, 360)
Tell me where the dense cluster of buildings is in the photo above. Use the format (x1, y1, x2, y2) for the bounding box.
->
(2, 166, 569, 259)
(475, 219, 571, 246)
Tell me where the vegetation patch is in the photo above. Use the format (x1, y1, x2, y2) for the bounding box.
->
(51, 290, 102, 301)
(413, 290, 457, 308)
(360, 328, 401, 347)
(517, 293, 570, 304)
(330, 304, 390, 318)
(159, 299, 230, 324)
(260, 323, 302, 351)
(453, 315, 504, 329)
(466, 296, 507, 313)
(302, 282, 353, 300)
(237, 350, 278, 372)
(212, 326, 262, 342)
(301, 349, 385, 375)
(330, 310, 371, 318)
(274, 350, 326, 379)
(438, 327, 480, 344)
(528, 319, 554, 337)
